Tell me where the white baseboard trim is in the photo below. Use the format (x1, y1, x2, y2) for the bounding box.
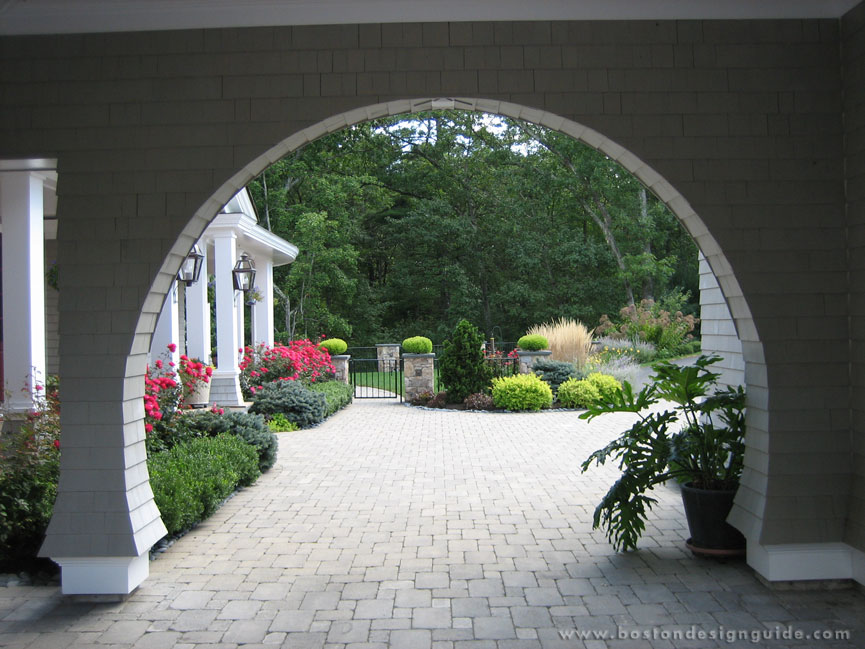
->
(748, 541, 865, 585)
(54, 553, 149, 595)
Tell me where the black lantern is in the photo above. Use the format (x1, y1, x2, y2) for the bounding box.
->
(178, 243, 205, 286)
(232, 253, 256, 292)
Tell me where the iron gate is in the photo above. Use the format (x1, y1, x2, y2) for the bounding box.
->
(348, 355, 404, 400)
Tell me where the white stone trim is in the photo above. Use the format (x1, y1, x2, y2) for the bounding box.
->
(747, 542, 865, 585)
(54, 553, 149, 595)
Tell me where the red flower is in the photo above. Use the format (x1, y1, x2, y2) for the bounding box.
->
(53, 439, 60, 448)
(167, 343, 177, 353)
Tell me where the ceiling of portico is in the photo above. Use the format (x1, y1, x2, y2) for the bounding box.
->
(0, 0, 860, 35)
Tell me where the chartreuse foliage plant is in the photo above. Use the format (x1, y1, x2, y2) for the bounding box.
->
(491, 374, 553, 411)
(580, 355, 746, 551)
(439, 320, 492, 402)
(557, 378, 601, 409)
(267, 413, 300, 432)
(517, 334, 548, 351)
(319, 338, 348, 355)
(585, 373, 623, 403)
(148, 435, 259, 536)
(402, 336, 433, 354)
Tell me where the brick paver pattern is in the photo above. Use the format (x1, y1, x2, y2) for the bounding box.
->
(1, 400, 863, 648)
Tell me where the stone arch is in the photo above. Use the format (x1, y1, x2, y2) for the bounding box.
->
(124, 96, 763, 582)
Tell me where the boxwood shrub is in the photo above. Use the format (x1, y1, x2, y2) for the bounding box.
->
(180, 411, 278, 472)
(319, 338, 348, 355)
(517, 334, 549, 351)
(557, 378, 601, 408)
(402, 336, 433, 354)
(248, 380, 327, 428)
(307, 380, 354, 417)
(491, 374, 553, 411)
(586, 372, 623, 403)
(148, 435, 259, 536)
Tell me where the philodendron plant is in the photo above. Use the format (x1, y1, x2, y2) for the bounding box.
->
(579, 354, 746, 551)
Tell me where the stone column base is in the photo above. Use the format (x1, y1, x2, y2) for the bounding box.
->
(516, 350, 552, 373)
(54, 553, 149, 597)
(210, 370, 245, 407)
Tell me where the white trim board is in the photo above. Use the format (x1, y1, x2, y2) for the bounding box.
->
(749, 542, 865, 585)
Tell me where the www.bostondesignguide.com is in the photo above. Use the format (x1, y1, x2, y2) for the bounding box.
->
(558, 624, 852, 644)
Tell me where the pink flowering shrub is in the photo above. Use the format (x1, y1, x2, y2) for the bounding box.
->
(239, 339, 336, 399)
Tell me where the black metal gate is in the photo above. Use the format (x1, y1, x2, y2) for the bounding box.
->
(348, 355, 404, 400)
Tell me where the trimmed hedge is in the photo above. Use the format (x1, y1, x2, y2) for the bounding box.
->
(249, 380, 328, 428)
(148, 435, 259, 536)
(402, 336, 433, 354)
(517, 334, 548, 351)
(491, 374, 553, 411)
(181, 411, 278, 472)
(557, 378, 601, 408)
(319, 338, 348, 355)
(307, 380, 354, 417)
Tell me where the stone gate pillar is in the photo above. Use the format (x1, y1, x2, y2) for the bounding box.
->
(376, 343, 400, 372)
(403, 353, 435, 401)
(516, 350, 552, 374)
(332, 354, 350, 384)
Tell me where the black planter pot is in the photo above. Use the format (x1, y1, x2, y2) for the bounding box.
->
(680, 482, 746, 556)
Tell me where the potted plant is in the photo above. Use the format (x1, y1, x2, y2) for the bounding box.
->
(579, 354, 746, 555)
(178, 354, 214, 408)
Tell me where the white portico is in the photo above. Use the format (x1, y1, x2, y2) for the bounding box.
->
(149, 188, 297, 406)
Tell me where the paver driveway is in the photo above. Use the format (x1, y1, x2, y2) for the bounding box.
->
(1, 399, 863, 648)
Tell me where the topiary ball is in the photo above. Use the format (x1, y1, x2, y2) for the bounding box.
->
(402, 336, 433, 354)
(517, 334, 549, 351)
(319, 338, 348, 355)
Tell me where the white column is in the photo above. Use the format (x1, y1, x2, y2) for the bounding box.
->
(149, 281, 180, 367)
(184, 242, 211, 364)
(1, 171, 46, 410)
(236, 286, 245, 351)
(253, 259, 274, 347)
(211, 231, 243, 405)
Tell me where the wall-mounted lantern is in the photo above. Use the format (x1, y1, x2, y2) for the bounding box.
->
(232, 253, 256, 292)
(178, 243, 205, 286)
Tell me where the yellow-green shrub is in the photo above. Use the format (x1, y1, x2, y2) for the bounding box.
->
(586, 373, 622, 403)
(557, 378, 601, 408)
(491, 374, 553, 411)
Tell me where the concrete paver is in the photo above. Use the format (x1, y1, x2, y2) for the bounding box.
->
(1, 399, 864, 647)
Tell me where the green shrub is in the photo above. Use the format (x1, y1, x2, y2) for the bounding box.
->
(517, 334, 549, 351)
(402, 336, 433, 354)
(532, 359, 578, 394)
(464, 392, 495, 410)
(439, 320, 492, 402)
(319, 338, 348, 355)
(307, 380, 353, 417)
(148, 435, 259, 536)
(586, 373, 623, 403)
(491, 374, 553, 411)
(176, 411, 278, 473)
(557, 378, 601, 408)
(249, 380, 327, 428)
(267, 413, 299, 432)
(0, 395, 61, 570)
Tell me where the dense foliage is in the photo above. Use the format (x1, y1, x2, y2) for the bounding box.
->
(438, 320, 492, 402)
(248, 380, 328, 428)
(517, 334, 548, 351)
(491, 374, 554, 411)
(148, 435, 259, 536)
(307, 381, 354, 417)
(0, 388, 60, 570)
(557, 378, 602, 409)
(531, 359, 579, 395)
(580, 355, 746, 551)
(248, 111, 699, 346)
(402, 336, 433, 354)
(178, 411, 278, 472)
